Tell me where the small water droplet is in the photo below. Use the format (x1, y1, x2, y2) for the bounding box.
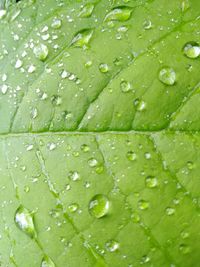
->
(179, 244, 191, 254)
(68, 171, 80, 181)
(79, 3, 94, 18)
(51, 18, 62, 29)
(187, 161, 194, 170)
(81, 144, 90, 152)
(48, 143, 56, 151)
(143, 20, 152, 30)
(99, 63, 109, 73)
(14, 205, 36, 238)
(105, 240, 119, 252)
(120, 80, 131, 92)
(68, 203, 79, 213)
(159, 67, 176, 85)
(138, 200, 149, 210)
(183, 42, 200, 59)
(145, 176, 158, 188)
(31, 108, 38, 119)
(104, 6, 133, 22)
(1, 84, 8, 94)
(51, 95, 62, 106)
(28, 65, 36, 73)
(89, 194, 109, 218)
(70, 29, 93, 48)
(88, 158, 98, 167)
(166, 207, 175, 216)
(131, 212, 140, 223)
(140, 255, 150, 264)
(33, 44, 49, 61)
(126, 151, 137, 161)
(15, 59, 23, 69)
(41, 255, 55, 267)
(0, 10, 6, 20)
(181, 0, 190, 12)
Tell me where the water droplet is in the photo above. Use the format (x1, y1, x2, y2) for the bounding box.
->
(81, 144, 90, 152)
(33, 44, 49, 61)
(68, 171, 80, 181)
(179, 244, 191, 254)
(28, 65, 36, 73)
(104, 6, 133, 22)
(181, 231, 190, 239)
(41, 255, 55, 267)
(131, 212, 140, 223)
(15, 59, 23, 69)
(120, 80, 131, 92)
(159, 67, 176, 85)
(68, 203, 79, 213)
(143, 20, 152, 30)
(79, 3, 94, 18)
(105, 240, 119, 252)
(135, 100, 146, 111)
(51, 18, 62, 29)
(99, 63, 109, 73)
(144, 152, 151, 159)
(187, 161, 194, 170)
(88, 158, 98, 167)
(183, 42, 200, 59)
(31, 108, 38, 119)
(145, 176, 158, 188)
(1, 84, 8, 94)
(126, 151, 137, 161)
(48, 143, 56, 151)
(0, 10, 6, 20)
(181, 0, 190, 12)
(14, 205, 36, 238)
(166, 207, 175, 216)
(51, 95, 62, 106)
(138, 200, 149, 210)
(140, 255, 150, 264)
(89, 194, 109, 218)
(70, 29, 94, 48)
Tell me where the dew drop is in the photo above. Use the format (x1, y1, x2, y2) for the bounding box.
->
(143, 20, 152, 30)
(14, 205, 36, 238)
(99, 63, 109, 73)
(33, 44, 49, 61)
(179, 244, 191, 254)
(41, 255, 55, 267)
(105, 240, 119, 252)
(89, 194, 109, 218)
(0, 10, 6, 20)
(1, 84, 8, 94)
(15, 59, 23, 69)
(181, 0, 190, 12)
(68, 203, 79, 213)
(159, 67, 176, 85)
(126, 151, 137, 161)
(70, 29, 94, 48)
(81, 144, 90, 152)
(104, 6, 133, 22)
(120, 80, 131, 92)
(145, 176, 158, 188)
(138, 200, 149, 210)
(131, 212, 140, 223)
(79, 3, 94, 18)
(51, 95, 62, 106)
(183, 42, 200, 59)
(88, 158, 98, 167)
(68, 171, 80, 181)
(166, 207, 175, 216)
(51, 18, 62, 29)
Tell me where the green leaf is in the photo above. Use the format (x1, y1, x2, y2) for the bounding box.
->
(0, 0, 200, 266)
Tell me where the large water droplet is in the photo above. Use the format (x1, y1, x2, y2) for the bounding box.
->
(104, 6, 133, 22)
(183, 42, 200, 59)
(70, 29, 93, 48)
(159, 67, 176, 85)
(105, 240, 119, 252)
(89, 194, 109, 218)
(79, 3, 94, 18)
(41, 255, 55, 267)
(33, 44, 49, 61)
(14, 205, 36, 238)
(145, 176, 158, 188)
